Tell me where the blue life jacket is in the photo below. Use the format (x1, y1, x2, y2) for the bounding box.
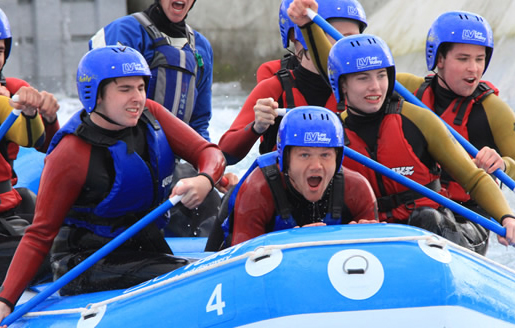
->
(132, 12, 200, 124)
(47, 109, 175, 238)
(221, 151, 345, 244)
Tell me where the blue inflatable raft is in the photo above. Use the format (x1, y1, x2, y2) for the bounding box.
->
(8, 147, 515, 327)
(7, 223, 515, 327)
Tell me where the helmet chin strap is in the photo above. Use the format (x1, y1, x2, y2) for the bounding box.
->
(92, 110, 124, 127)
(433, 72, 458, 96)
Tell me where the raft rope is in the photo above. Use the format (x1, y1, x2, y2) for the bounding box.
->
(21, 234, 515, 319)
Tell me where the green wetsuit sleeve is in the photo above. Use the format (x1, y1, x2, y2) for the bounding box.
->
(482, 94, 515, 179)
(396, 73, 425, 94)
(401, 102, 514, 222)
(301, 22, 332, 84)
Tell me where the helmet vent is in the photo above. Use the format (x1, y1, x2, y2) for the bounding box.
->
(302, 113, 315, 120)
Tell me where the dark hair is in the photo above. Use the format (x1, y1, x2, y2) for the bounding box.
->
(97, 77, 117, 101)
(437, 42, 454, 62)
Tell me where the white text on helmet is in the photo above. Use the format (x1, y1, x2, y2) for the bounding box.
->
(356, 56, 383, 70)
(347, 6, 363, 18)
(122, 62, 148, 74)
(462, 30, 486, 43)
(304, 132, 331, 144)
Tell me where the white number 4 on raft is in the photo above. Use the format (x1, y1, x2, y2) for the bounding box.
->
(206, 283, 226, 316)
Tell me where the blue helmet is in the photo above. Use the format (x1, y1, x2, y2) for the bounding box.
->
(328, 34, 395, 103)
(279, 0, 295, 49)
(277, 106, 344, 173)
(295, 0, 367, 50)
(0, 9, 12, 62)
(76, 46, 151, 112)
(426, 11, 494, 72)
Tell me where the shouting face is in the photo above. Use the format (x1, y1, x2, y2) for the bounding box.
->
(287, 146, 337, 202)
(159, 0, 196, 23)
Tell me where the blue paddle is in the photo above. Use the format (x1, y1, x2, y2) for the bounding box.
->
(0, 95, 22, 141)
(1, 192, 184, 326)
(306, 8, 515, 191)
(344, 147, 506, 237)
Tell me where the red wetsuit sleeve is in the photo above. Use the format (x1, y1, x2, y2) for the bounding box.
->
(146, 99, 225, 183)
(5, 77, 30, 95)
(0, 135, 90, 305)
(37, 118, 60, 153)
(218, 77, 284, 163)
(256, 60, 281, 83)
(342, 167, 379, 222)
(231, 168, 276, 245)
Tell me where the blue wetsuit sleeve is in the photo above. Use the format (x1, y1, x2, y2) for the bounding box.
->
(188, 31, 213, 141)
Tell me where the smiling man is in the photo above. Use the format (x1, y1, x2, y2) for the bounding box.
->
(205, 106, 378, 251)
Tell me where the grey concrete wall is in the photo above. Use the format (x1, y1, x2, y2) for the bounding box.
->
(2, 0, 127, 95)
(188, 0, 386, 87)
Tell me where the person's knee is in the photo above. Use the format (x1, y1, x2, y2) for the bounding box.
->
(408, 207, 462, 244)
(456, 219, 489, 255)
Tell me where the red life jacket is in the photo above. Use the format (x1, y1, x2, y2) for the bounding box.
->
(415, 76, 498, 202)
(342, 98, 443, 222)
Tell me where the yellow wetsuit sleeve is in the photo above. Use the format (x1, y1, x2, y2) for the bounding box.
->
(481, 94, 515, 179)
(301, 22, 332, 84)
(401, 101, 514, 222)
(0, 96, 45, 147)
(396, 73, 425, 94)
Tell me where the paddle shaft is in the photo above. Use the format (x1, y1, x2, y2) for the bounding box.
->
(345, 147, 506, 236)
(306, 8, 515, 191)
(0, 95, 22, 141)
(2, 195, 182, 326)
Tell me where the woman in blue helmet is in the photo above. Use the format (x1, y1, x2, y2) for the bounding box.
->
(206, 106, 378, 251)
(0, 46, 226, 319)
(287, 5, 515, 252)
(219, 0, 367, 165)
(396, 11, 515, 226)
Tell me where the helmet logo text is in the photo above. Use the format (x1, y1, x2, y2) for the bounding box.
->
(304, 132, 331, 144)
(78, 74, 92, 83)
(347, 6, 363, 18)
(122, 62, 147, 74)
(462, 30, 486, 43)
(356, 56, 383, 70)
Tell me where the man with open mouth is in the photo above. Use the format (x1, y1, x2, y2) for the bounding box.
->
(205, 106, 378, 251)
